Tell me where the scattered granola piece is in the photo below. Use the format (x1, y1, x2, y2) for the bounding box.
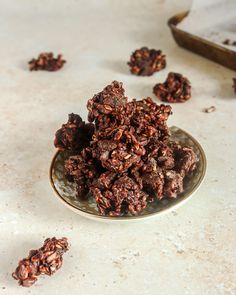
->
(127, 47, 166, 76)
(28, 52, 66, 71)
(203, 106, 216, 113)
(153, 72, 191, 103)
(12, 237, 69, 287)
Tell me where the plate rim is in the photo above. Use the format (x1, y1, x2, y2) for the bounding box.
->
(49, 126, 207, 221)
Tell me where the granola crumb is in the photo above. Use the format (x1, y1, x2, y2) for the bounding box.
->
(203, 106, 216, 113)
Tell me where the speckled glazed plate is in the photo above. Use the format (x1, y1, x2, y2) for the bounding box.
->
(49, 126, 206, 222)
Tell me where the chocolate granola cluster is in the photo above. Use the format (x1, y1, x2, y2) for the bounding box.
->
(153, 72, 191, 103)
(128, 47, 166, 76)
(28, 52, 66, 71)
(12, 237, 69, 287)
(54, 81, 197, 216)
(54, 113, 94, 151)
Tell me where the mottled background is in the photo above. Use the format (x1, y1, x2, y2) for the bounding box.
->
(0, 0, 235, 294)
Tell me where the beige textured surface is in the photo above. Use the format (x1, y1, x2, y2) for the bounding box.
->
(0, 0, 235, 294)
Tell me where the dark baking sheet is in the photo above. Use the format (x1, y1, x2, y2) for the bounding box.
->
(168, 11, 236, 71)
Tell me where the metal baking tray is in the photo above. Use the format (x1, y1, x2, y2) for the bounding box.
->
(168, 11, 236, 71)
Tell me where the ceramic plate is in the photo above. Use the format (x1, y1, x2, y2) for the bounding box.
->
(49, 126, 206, 222)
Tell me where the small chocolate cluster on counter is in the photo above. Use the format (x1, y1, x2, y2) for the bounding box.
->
(12, 237, 69, 287)
(153, 72, 191, 103)
(127, 47, 166, 76)
(233, 78, 236, 94)
(28, 52, 66, 71)
(54, 81, 197, 216)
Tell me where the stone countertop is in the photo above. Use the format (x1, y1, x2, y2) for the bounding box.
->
(0, 1, 235, 294)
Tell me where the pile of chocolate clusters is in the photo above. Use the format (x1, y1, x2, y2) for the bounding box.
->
(54, 81, 197, 216)
(12, 237, 69, 287)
